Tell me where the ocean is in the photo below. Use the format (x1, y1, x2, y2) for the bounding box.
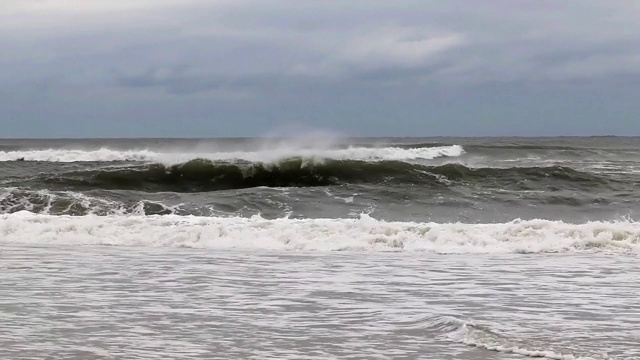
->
(0, 137, 639, 359)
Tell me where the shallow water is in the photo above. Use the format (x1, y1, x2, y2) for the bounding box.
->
(1, 245, 637, 360)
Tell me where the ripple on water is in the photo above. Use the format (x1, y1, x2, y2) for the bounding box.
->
(0, 245, 638, 359)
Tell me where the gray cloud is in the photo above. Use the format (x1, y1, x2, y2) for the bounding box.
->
(1, 0, 639, 137)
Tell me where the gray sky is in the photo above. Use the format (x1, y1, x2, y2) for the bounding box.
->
(1, 0, 639, 137)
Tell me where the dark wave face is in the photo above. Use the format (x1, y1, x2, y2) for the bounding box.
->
(40, 159, 423, 191)
(1, 137, 640, 222)
(25, 160, 612, 193)
(42, 159, 436, 192)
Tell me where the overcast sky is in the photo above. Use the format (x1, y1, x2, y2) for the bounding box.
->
(1, 0, 639, 137)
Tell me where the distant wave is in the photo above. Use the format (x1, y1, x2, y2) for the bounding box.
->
(1, 212, 638, 254)
(29, 159, 607, 193)
(0, 145, 464, 163)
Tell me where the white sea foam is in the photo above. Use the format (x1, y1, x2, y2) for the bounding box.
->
(427, 316, 610, 360)
(0, 149, 158, 162)
(460, 323, 609, 360)
(0, 145, 464, 163)
(1, 212, 638, 253)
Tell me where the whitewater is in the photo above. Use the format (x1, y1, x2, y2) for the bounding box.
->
(2, 212, 640, 254)
(1, 137, 639, 359)
(0, 144, 464, 163)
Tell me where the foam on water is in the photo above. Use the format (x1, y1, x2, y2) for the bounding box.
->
(1, 212, 639, 253)
(424, 316, 611, 360)
(0, 145, 464, 163)
(0, 188, 189, 216)
(0, 149, 158, 162)
(459, 323, 610, 360)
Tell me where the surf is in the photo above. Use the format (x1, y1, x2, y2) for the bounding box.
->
(2, 212, 639, 254)
(0, 144, 464, 163)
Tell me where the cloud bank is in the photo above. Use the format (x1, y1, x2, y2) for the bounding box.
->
(1, 0, 639, 137)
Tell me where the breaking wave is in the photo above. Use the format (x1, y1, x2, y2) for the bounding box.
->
(0, 145, 464, 163)
(1, 212, 638, 254)
(34, 159, 608, 192)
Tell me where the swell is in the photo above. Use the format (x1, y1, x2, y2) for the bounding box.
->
(30, 159, 610, 193)
(432, 163, 606, 183)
